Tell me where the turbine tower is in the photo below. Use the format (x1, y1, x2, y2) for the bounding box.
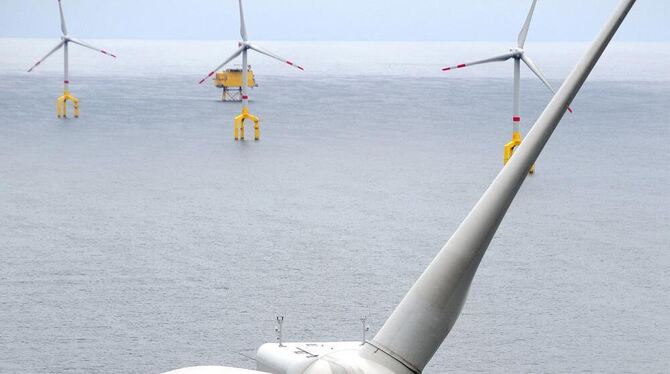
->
(442, 0, 572, 172)
(27, 0, 117, 118)
(198, 0, 304, 141)
(161, 0, 636, 372)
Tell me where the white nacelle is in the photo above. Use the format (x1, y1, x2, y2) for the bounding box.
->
(160, 342, 409, 374)
(162, 366, 269, 374)
(256, 342, 413, 374)
(256, 342, 361, 373)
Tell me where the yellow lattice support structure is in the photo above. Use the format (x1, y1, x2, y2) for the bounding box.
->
(57, 90, 79, 118)
(234, 106, 260, 141)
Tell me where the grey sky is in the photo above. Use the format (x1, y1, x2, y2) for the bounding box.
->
(1, 0, 667, 42)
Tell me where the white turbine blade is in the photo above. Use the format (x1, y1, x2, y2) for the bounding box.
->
(239, 0, 248, 41)
(517, 0, 538, 48)
(27, 41, 65, 72)
(247, 44, 304, 71)
(522, 54, 573, 113)
(58, 0, 68, 35)
(442, 52, 514, 71)
(198, 46, 245, 84)
(365, 0, 636, 371)
(69, 38, 117, 58)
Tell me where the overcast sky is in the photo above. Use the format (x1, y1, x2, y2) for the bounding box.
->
(1, 0, 667, 42)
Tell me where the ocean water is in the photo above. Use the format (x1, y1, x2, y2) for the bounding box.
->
(0, 40, 669, 373)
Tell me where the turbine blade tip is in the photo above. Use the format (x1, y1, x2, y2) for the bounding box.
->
(101, 50, 117, 58)
(285, 60, 304, 70)
(442, 67, 451, 71)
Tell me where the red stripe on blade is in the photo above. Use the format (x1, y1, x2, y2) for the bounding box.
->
(199, 72, 214, 84)
(101, 50, 117, 58)
(513, 116, 521, 122)
(242, 95, 248, 100)
(457, 64, 466, 68)
(442, 67, 451, 71)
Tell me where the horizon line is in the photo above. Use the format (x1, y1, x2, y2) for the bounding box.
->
(1, 37, 667, 43)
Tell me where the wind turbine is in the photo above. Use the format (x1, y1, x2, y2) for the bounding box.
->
(161, 0, 636, 372)
(27, 0, 117, 118)
(198, 0, 304, 141)
(442, 0, 572, 172)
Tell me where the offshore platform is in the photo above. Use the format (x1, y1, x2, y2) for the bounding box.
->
(214, 66, 257, 102)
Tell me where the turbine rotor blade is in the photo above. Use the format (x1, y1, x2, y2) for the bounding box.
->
(27, 41, 65, 72)
(247, 44, 304, 71)
(364, 0, 636, 371)
(522, 54, 573, 113)
(239, 0, 248, 41)
(442, 52, 514, 71)
(68, 38, 117, 58)
(198, 46, 246, 84)
(58, 0, 68, 35)
(517, 0, 538, 48)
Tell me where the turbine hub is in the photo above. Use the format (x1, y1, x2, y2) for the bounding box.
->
(510, 47, 524, 58)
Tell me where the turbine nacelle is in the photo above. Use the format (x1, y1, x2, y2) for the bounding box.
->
(509, 47, 524, 59)
(237, 41, 252, 50)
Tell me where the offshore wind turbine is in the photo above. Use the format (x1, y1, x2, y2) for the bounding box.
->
(27, 0, 117, 118)
(162, 0, 636, 373)
(442, 0, 572, 172)
(198, 0, 304, 141)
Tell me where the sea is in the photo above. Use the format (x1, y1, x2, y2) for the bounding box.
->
(1, 39, 669, 373)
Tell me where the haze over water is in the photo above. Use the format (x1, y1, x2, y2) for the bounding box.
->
(1, 40, 669, 373)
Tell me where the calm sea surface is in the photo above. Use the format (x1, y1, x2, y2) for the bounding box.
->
(1, 40, 669, 373)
